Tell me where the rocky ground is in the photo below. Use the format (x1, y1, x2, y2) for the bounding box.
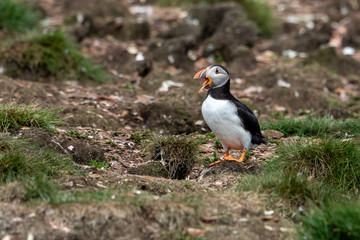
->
(1, 0, 360, 239)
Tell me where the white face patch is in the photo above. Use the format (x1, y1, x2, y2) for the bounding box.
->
(207, 66, 229, 89)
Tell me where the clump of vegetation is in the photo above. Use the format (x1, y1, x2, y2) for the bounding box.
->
(0, 134, 74, 182)
(239, 171, 332, 211)
(89, 159, 109, 170)
(105, 139, 116, 147)
(129, 129, 153, 144)
(23, 175, 60, 203)
(274, 138, 360, 191)
(0, 0, 40, 32)
(262, 116, 360, 138)
(299, 201, 360, 240)
(0, 103, 62, 132)
(273, 172, 330, 208)
(238, 137, 359, 213)
(203, 152, 219, 165)
(146, 134, 200, 179)
(237, 0, 275, 38)
(127, 162, 169, 178)
(157, 0, 276, 37)
(67, 129, 88, 139)
(204, 132, 222, 149)
(0, 30, 110, 83)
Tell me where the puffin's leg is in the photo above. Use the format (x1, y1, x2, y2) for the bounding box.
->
(223, 150, 238, 161)
(236, 149, 246, 163)
(209, 145, 228, 166)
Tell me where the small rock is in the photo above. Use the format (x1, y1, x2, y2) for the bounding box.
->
(135, 95, 153, 104)
(110, 161, 122, 170)
(343, 46, 355, 56)
(264, 225, 274, 231)
(64, 181, 74, 187)
(277, 79, 291, 88)
(256, 50, 277, 63)
(201, 215, 217, 223)
(243, 86, 263, 95)
(184, 228, 206, 238)
(214, 180, 223, 186)
(263, 130, 284, 140)
(12, 217, 23, 222)
(135, 52, 145, 61)
(27, 233, 34, 240)
(282, 49, 298, 59)
(264, 210, 274, 215)
(195, 120, 203, 126)
(2, 235, 11, 240)
(199, 145, 213, 153)
(273, 105, 287, 112)
(158, 80, 184, 92)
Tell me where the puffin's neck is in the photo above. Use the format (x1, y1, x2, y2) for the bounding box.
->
(208, 79, 232, 100)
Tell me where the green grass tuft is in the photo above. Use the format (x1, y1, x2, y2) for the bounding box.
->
(0, 103, 63, 132)
(274, 138, 360, 191)
(89, 159, 109, 169)
(1, 30, 111, 83)
(0, 0, 40, 32)
(0, 134, 75, 182)
(237, 137, 359, 211)
(23, 175, 60, 203)
(146, 134, 200, 179)
(299, 201, 360, 240)
(238, 0, 276, 38)
(129, 129, 152, 144)
(262, 116, 360, 138)
(238, 171, 333, 211)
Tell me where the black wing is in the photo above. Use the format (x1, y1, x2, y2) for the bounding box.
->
(207, 80, 265, 145)
(230, 97, 265, 145)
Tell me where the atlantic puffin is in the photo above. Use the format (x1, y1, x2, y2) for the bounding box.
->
(194, 64, 265, 166)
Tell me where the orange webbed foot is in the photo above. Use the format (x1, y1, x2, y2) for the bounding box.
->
(208, 149, 247, 167)
(209, 160, 223, 167)
(225, 149, 246, 163)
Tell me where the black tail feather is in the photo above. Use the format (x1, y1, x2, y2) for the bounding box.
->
(251, 133, 266, 145)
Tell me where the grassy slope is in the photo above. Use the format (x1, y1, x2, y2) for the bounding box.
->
(0, 103, 360, 239)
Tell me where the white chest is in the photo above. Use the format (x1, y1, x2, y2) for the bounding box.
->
(201, 95, 251, 150)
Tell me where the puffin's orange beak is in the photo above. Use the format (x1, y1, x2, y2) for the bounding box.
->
(193, 69, 212, 93)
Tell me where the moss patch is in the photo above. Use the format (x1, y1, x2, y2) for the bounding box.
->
(0, 0, 40, 32)
(127, 162, 169, 179)
(0, 30, 110, 83)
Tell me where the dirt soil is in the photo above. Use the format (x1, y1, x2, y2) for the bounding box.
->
(1, 0, 360, 239)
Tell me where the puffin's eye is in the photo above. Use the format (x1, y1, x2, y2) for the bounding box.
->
(215, 68, 219, 74)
